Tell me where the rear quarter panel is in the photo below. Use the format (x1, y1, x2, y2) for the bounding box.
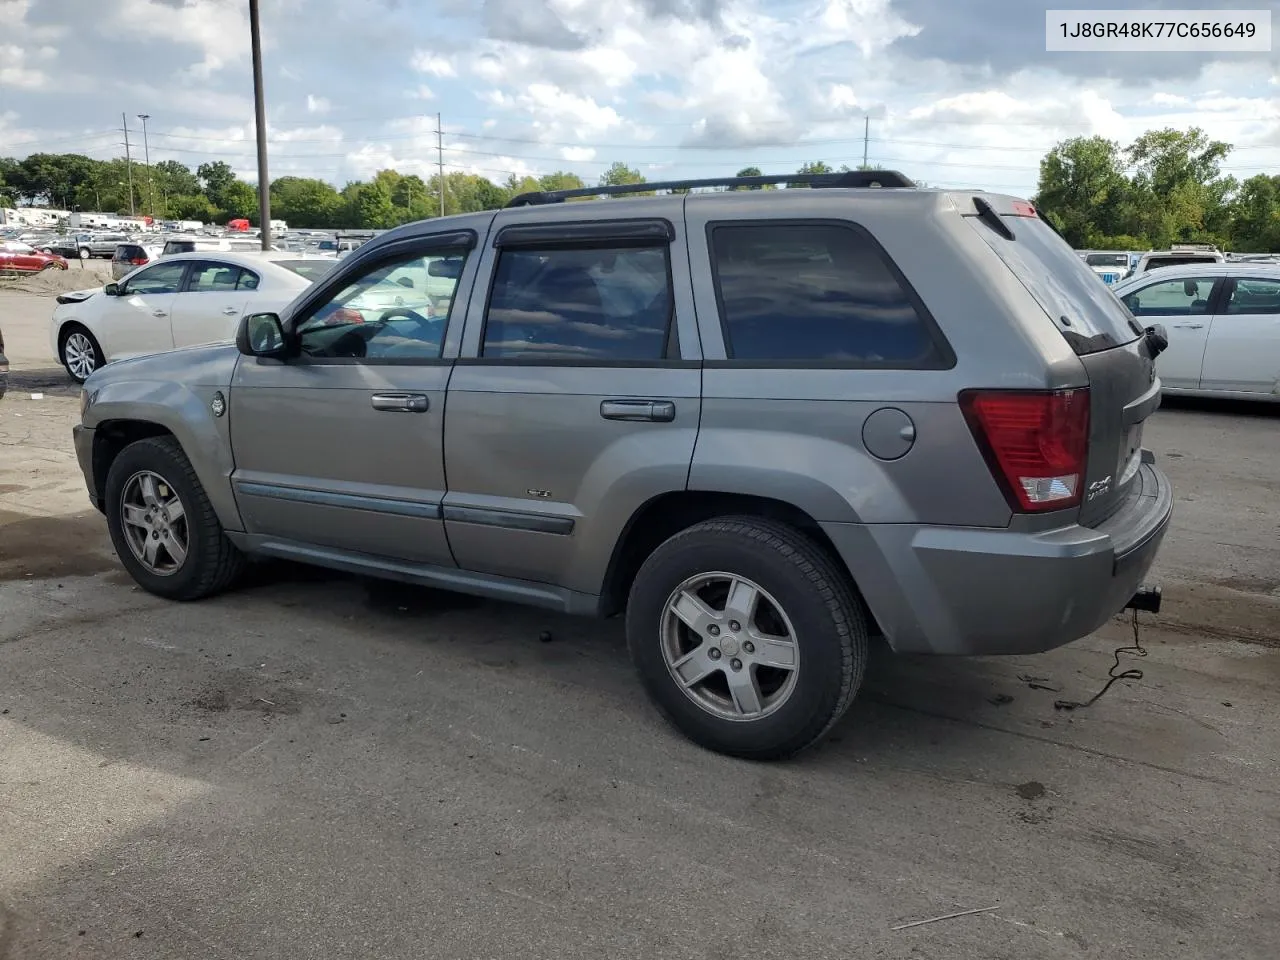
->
(683, 189, 1084, 526)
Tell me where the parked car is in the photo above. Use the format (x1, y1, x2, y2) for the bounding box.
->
(50, 251, 325, 382)
(0, 323, 8, 401)
(39, 235, 87, 258)
(111, 241, 164, 280)
(1112, 262, 1280, 401)
(1126, 244, 1224, 280)
(70, 173, 1172, 759)
(79, 233, 133, 259)
(0, 241, 69, 273)
(1082, 251, 1133, 285)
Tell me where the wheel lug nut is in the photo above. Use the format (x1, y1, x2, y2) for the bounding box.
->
(730, 658, 743, 671)
(729, 620, 741, 632)
(743, 641, 755, 653)
(707, 624, 720, 637)
(708, 648, 721, 660)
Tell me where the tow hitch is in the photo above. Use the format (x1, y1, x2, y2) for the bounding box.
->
(1125, 585, 1162, 614)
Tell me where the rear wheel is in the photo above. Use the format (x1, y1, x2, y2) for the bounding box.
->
(104, 437, 244, 600)
(78, 247, 91, 260)
(626, 517, 867, 760)
(60, 325, 102, 383)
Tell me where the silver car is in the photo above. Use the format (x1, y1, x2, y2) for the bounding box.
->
(70, 172, 1173, 759)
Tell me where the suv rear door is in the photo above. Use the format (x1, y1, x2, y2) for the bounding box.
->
(443, 199, 702, 594)
(964, 202, 1161, 526)
(172, 258, 255, 348)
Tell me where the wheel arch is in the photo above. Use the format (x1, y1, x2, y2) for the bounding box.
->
(598, 490, 871, 624)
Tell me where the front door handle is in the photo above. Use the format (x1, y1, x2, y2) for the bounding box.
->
(1173, 322, 1205, 329)
(222, 306, 240, 316)
(371, 392, 429, 413)
(152, 309, 167, 317)
(600, 399, 676, 422)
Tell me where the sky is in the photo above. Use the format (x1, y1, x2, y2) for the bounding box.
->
(1, 0, 1278, 197)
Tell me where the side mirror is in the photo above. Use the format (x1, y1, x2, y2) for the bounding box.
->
(236, 312, 290, 359)
(104, 282, 120, 296)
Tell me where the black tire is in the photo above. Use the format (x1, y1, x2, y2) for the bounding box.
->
(78, 247, 91, 260)
(59, 324, 103, 383)
(104, 436, 245, 601)
(626, 516, 867, 760)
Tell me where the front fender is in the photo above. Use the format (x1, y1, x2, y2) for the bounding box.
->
(83, 376, 243, 533)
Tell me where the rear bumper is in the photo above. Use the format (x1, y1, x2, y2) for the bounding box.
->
(823, 457, 1173, 655)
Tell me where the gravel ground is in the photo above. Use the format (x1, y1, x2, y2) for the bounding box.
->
(2, 289, 1278, 960)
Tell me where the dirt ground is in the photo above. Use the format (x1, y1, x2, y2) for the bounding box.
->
(2, 288, 1279, 959)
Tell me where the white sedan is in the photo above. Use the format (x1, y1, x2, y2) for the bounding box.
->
(50, 251, 336, 382)
(1112, 262, 1280, 401)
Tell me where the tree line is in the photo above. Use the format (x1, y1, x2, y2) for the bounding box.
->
(1, 127, 1276, 251)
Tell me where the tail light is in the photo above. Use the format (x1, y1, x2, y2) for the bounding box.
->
(131, 257, 147, 265)
(959, 388, 1090, 512)
(330, 307, 365, 325)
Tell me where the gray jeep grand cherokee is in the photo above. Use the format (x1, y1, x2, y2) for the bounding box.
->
(71, 172, 1172, 759)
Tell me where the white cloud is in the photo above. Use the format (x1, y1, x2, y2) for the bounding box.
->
(408, 84, 435, 100)
(411, 51, 457, 76)
(102, 0, 251, 78)
(1151, 92, 1191, 107)
(0, 44, 50, 90)
(561, 145, 597, 161)
(306, 94, 331, 114)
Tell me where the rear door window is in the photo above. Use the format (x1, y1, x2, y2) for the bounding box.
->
(1224, 277, 1280, 315)
(186, 261, 248, 292)
(1121, 277, 1217, 317)
(707, 222, 951, 366)
(967, 215, 1142, 355)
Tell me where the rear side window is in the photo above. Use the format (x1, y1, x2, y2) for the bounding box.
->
(187, 262, 247, 292)
(1121, 277, 1215, 317)
(1146, 256, 1217, 271)
(707, 222, 950, 366)
(163, 241, 194, 255)
(967, 215, 1142, 355)
(482, 245, 672, 361)
(1225, 278, 1280, 315)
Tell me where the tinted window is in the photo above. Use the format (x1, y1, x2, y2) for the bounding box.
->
(709, 223, 945, 365)
(1122, 277, 1215, 317)
(1146, 255, 1217, 271)
(163, 241, 194, 255)
(125, 261, 186, 295)
(483, 245, 672, 361)
(1086, 253, 1128, 268)
(296, 248, 467, 361)
(1225, 278, 1280, 315)
(967, 215, 1141, 355)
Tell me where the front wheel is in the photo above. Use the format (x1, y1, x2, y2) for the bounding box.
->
(60, 325, 102, 383)
(626, 517, 868, 760)
(104, 437, 244, 600)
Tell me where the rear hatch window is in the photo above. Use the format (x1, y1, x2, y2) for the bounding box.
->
(966, 213, 1143, 356)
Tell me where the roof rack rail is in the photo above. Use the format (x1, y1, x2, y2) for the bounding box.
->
(506, 170, 916, 208)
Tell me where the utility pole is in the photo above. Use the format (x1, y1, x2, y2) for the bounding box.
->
(862, 115, 869, 170)
(137, 114, 155, 217)
(121, 112, 136, 215)
(436, 111, 445, 217)
(249, 0, 272, 250)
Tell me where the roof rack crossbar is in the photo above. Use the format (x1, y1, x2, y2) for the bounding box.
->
(505, 170, 916, 207)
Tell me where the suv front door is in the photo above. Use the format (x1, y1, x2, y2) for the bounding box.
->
(228, 228, 485, 567)
(443, 200, 702, 598)
(1119, 275, 1224, 389)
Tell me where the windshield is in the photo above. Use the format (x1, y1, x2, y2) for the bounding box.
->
(276, 259, 336, 282)
(1086, 254, 1129, 268)
(967, 215, 1143, 355)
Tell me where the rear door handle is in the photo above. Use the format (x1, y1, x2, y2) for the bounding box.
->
(371, 392, 429, 413)
(222, 306, 240, 315)
(1173, 322, 1205, 329)
(152, 309, 167, 317)
(600, 399, 676, 422)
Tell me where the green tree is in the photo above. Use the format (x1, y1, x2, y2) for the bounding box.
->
(271, 176, 342, 228)
(1230, 174, 1280, 252)
(219, 180, 258, 223)
(351, 181, 397, 228)
(732, 166, 774, 190)
(1033, 136, 1131, 248)
(197, 160, 237, 208)
(0, 157, 20, 207)
(168, 192, 218, 222)
(538, 170, 586, 192)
